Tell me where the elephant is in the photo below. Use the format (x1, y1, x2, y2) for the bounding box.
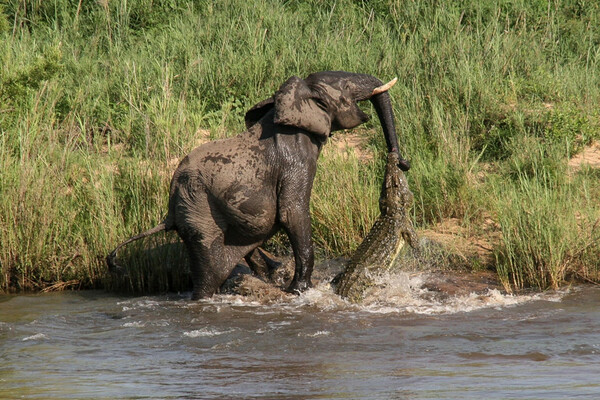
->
(107, 71, 410, 299)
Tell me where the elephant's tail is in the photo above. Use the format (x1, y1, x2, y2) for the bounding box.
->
(106, 221, 168, 274)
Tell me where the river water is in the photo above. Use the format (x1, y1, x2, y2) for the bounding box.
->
(1, 272, 599, 399)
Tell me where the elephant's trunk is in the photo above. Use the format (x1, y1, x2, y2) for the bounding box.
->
(366, 81, 410, 171)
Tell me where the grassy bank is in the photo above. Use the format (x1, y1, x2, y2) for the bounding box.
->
(1, 0, 599, 293)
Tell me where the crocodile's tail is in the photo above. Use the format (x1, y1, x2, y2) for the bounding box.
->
(106, 221, 169, 274)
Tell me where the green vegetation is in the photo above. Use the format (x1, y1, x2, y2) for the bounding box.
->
(2, 0, 599, 293)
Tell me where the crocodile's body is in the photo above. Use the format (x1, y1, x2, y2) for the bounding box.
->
(334, 152, 418, 302)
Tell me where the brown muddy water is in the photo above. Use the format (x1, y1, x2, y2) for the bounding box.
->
(1, 272, 599, 399)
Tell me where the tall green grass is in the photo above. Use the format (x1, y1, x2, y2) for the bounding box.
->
(1, 0, 600, 292)
(311, 147, 384, 257)
(493, 140, 600, 291)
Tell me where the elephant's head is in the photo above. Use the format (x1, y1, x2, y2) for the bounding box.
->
(245, 71, 410, 171)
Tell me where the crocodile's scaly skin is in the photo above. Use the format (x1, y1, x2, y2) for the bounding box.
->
(335, 152, 418, 302)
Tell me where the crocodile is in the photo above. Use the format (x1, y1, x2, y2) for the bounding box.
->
(334, 151, 419, 302)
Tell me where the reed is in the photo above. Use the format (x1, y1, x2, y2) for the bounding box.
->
(492, 140, 600, 291)
(311, 146, 384, 257)
(1, 0, 599, 292)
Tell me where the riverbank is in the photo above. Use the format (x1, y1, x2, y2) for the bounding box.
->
(2, 1, 600, 294)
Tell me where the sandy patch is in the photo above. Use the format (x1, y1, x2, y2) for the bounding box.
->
(419, 217, 499, 268)
(569, 140, 600, 170)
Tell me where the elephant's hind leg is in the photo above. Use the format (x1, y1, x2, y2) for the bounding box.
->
(183, 234, 236, 300)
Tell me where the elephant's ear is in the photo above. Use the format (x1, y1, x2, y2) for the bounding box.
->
(273, 76, 331, 139)
(245, 97, 274, 129)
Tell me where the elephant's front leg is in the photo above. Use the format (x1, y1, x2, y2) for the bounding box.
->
(279, 202, 314, 294)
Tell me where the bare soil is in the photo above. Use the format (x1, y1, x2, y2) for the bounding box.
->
(568, 140, 600, 170)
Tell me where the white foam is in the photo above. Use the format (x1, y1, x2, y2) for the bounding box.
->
(282, 271, 567, 315)
(118, 299, 161, 312)
(201, 295, 263, 307)
(357, 272, 566, 315)
(183, 327, 233, 338)
(291, 282, 348, 310)
(362, 289, 513, 315)
(167, 271, 566, 315)
(22, 333, 47, 341)
(298, 330, 331, 337)
(122, 321, 145, 328)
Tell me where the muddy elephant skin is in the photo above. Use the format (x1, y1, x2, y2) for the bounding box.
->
(107, 71, 409, 299)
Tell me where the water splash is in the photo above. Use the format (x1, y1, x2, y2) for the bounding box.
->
(22, 333, 48, 341)
(228, 270, 568, 315)
(122, 321, 145, 328)
(116, 270, 567, 316)
(183, 327, 234, 338)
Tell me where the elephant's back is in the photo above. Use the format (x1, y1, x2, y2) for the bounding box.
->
(166, 131, 277, 235)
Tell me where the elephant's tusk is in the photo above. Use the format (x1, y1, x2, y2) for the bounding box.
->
(371, 77, 398, 96)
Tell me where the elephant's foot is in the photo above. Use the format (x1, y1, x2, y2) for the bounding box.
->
(191, 290, 208, 301)
(191, 283, 221, 300)
(285, 279, 312, 295)
(245, 248, 282, 282)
